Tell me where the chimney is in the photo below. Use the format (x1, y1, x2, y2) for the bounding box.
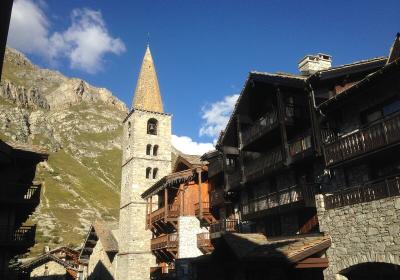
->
(298, 53, 332, 75)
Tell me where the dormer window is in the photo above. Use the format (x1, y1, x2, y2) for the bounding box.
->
(147, 118, 158, 135)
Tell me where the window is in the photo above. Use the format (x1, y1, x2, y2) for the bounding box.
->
(128, 121, 131, 138)
(146, 167, 152, 179)
(147, 118, 158, 135)
(153, 145, 159, 156)
(146, 144, 152, 155)
(153, 168, 158, 179)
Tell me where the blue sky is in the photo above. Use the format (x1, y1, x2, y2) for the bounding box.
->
(6, 0, 400, 154)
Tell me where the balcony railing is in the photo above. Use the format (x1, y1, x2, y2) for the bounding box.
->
(209, 219, 238, 238)
(244, 148, 284, 182)
(288, 132, 313, 161)
(324, 176, 400, 209)
(0, 225, 36, 247)
(242, 110, 278, 146)
(150, 233, 178, 251)
(208, 157, 224, 178)
(0, 184, 41, 204)
(241, 185, 308, 217)
(194, 202, 210, 217)
(210, 189, 225, 207)
(197, 232, 213, 252)
(146, 204, 180, 227)
(324, 111, 400, 166)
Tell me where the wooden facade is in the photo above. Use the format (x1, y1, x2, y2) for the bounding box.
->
(0, 140, 48, 279)
(142, 155, 215, 279)
(193, 35, 400, 280)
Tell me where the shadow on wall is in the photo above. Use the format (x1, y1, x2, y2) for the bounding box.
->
(340, 262, 400, 280)
(88, 261, 114, 280)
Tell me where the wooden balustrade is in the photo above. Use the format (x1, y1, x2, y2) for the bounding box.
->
(194, 202, 210, 217)
(242, 110, 278, 146)
(150, 233, 178, 251)
(0, 225, 36, 246)
(288, 132, 313, 160)
(241, 184, 316, 217)
(146, 204, 180, 227)
(0, 184, 41, 204)
(324, 176, 400, 209)
(324, 111, 400, 166)
(244, 148, 284, 181)
(209, 219, 238, 235)
(197, 232, 213, 253)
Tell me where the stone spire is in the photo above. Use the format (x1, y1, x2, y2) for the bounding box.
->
(132, 45, 164, 113)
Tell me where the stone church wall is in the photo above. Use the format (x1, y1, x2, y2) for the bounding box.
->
(315, 194, 400, 280)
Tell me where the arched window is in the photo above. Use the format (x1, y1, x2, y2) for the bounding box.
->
(128, 121, 131, 138)
(146, 144, 152, 155)
(153, 145, 159, 156)
(153, 168, 158, 179)
(147, 118, 158, 135)
(146, 167, 152, 179)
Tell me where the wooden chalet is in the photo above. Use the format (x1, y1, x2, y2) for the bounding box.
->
(141, 155, 213, 279)
(193, 34, 400, 279)
(0, 140, 48, 279)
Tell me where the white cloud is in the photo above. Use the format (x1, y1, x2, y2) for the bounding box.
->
(172, 135, 214, 155)
(8, 0, 125, 73)
(199, 94, 239, 139)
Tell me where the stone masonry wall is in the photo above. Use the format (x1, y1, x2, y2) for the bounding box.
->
(178, 216, 207, 259)
(315, 194, 400, 280)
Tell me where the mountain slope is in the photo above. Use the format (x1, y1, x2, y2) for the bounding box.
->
(0, 47, 127, 255)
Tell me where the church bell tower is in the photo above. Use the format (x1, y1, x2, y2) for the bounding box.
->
(118, 45, 172, 280)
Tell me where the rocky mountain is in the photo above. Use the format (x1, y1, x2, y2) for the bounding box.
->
(0, 47, 128, 255)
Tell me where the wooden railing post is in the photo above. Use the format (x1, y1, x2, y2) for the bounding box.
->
(164, 189, 168, 220)
(198, 169, 203, 219)
(149, 196, 153, 227)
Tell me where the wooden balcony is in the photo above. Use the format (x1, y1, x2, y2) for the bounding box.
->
(210, 189, 225, 207)
(242, 110, 279, 147)
(241, 185, 316, 218)
(324, 176, 400, 209)
(197, 232, 214, 254)
(151, 233, 178, 251)
(323, 111, 400, 166)
(0, 225, 36, 247)
(209, 219, 238, 239)
(244, 148, 284, 183)
(146, 205, 180, 228)
(194, 202, 210, 217)
(288, 132, 314, 162)
(0, 184, 41, 205)
(208, 157, 224, 178)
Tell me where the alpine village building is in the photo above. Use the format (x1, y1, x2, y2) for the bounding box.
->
(0, 140, 48, 279)
(80, 34, 400, 280)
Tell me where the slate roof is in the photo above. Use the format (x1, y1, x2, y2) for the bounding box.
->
(222, 233, 331, 263)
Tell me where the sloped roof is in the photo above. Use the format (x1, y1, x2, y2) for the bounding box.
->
(222, 233, 331, 263)
(141, 169, 196, 199)
(92, 220, 119, 253)
(20, 253, 77, 271)
(132, 46, 164, 113)
(1, 140, 48, 158)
